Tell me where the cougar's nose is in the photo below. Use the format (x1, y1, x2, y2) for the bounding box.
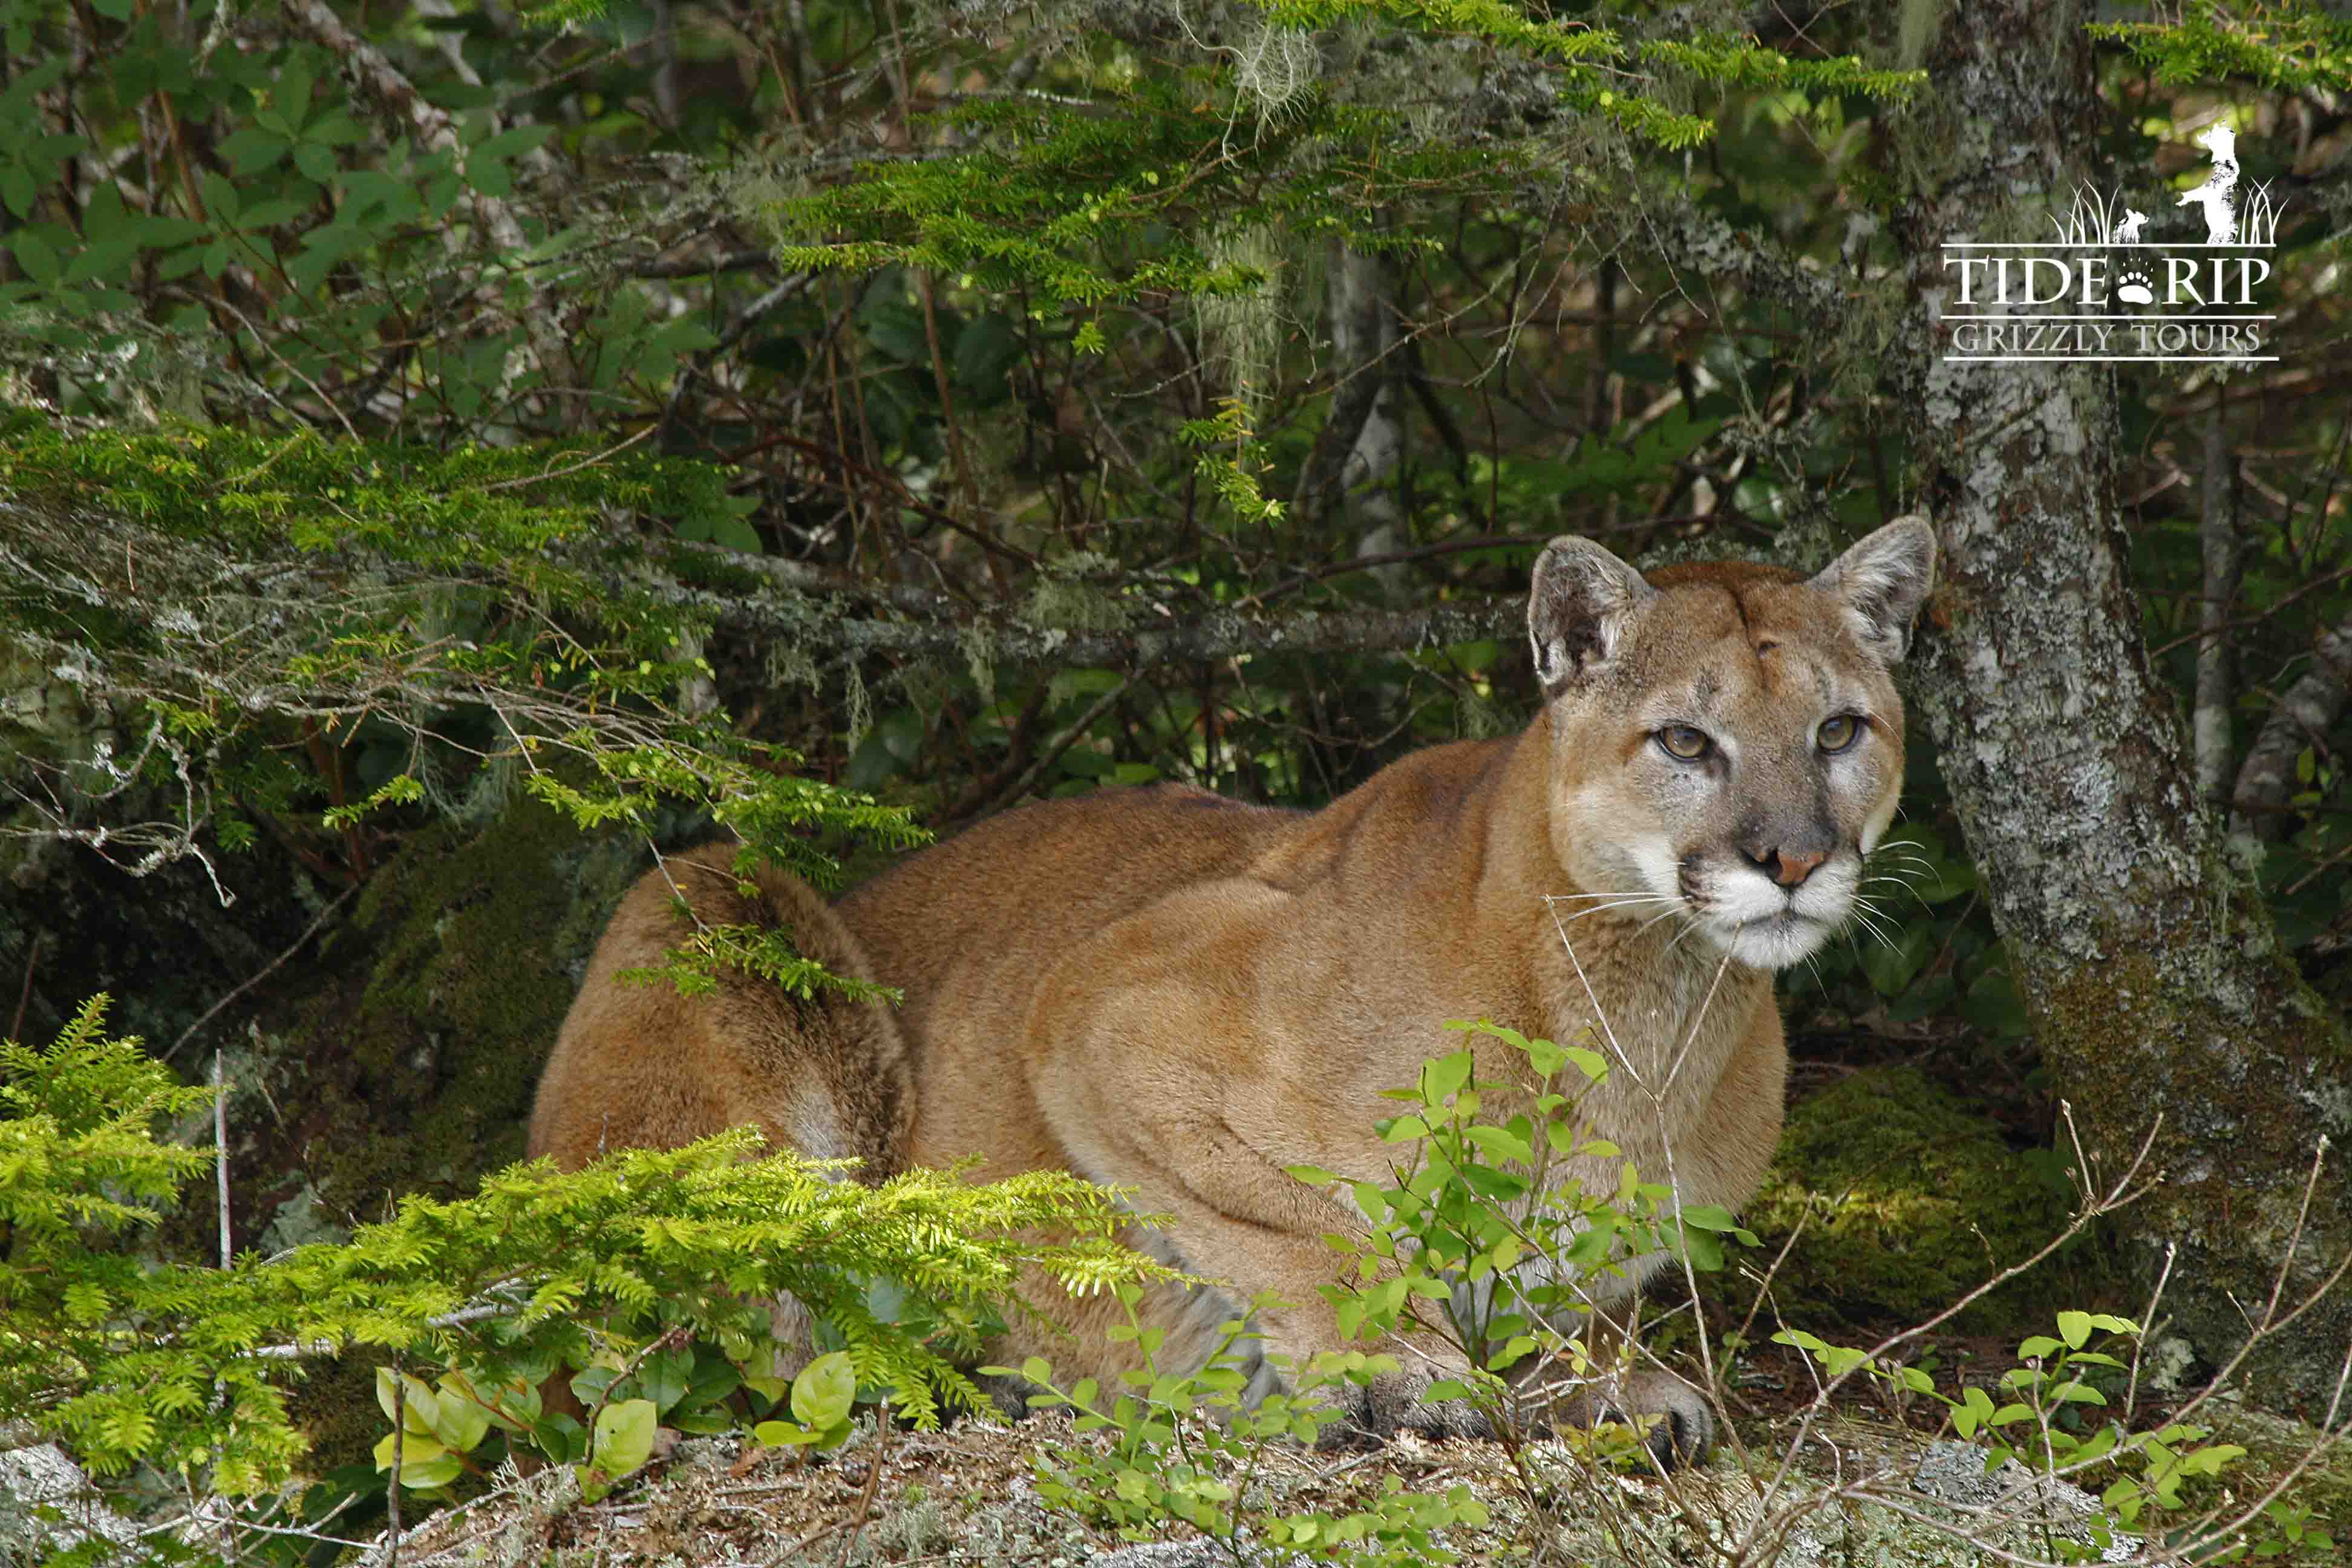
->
(1743, 847, 1826, 886)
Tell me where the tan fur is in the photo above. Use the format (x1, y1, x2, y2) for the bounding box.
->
(529, 844, 913, 1177)
(528, 520, 1936, 1462)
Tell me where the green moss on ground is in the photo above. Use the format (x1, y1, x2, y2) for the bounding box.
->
(1748, 1065, 2087, 1333)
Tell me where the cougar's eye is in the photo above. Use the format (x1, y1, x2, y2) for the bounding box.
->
(1656, 725, 1712, 762)
(1817, 714, 1864, 753)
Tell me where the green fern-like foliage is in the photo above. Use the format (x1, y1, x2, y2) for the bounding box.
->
(1, 997, 1169, 1495)
(751, 10, 1921, 296)
(243, 1133, 1169, 1441)
(0, 414, 923, 993)
(2091, 2, 2352, 93)
(1, 997, 302, 1491)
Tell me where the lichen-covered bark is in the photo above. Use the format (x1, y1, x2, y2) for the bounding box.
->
(1887, 0, 2351, 1408)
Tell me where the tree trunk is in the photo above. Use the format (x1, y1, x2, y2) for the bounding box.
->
(1887, 0, 2351, 1408)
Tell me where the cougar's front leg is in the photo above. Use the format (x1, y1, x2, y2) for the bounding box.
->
(1030, 1005, 1485, 1443)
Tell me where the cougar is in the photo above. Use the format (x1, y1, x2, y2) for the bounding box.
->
(529, 518, 1936, 1465)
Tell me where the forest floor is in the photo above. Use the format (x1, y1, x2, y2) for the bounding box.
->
(347, 1353, 2348, 1568)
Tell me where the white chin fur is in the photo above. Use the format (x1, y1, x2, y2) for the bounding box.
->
(1696, 860, 1857, 970)
(1621, 840, 1858, 972)
(1711, 915, 1834, 970)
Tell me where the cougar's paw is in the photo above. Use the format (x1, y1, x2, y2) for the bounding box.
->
(1558, 1371, 1714, 1471)
(1319, 1367, 1491, 1448)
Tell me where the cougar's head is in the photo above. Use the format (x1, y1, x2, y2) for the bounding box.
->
(1527, 518, 1937, 971)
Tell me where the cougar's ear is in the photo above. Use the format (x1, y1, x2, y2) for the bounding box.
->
(1808, 515, 1937, 664)
(1528, 535, 1653, 697)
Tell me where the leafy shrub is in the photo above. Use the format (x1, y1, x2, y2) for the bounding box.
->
(1292, 1019, 1756, 1399)
(2, 996, 1165, 1518)
(1775, 1313, 2336, 1564)
(1007, 1027, 2344, 1567)
(1001, 1293, 1492, 1567)
(1002, 1019, 1754, 1560)
(0, 418, 923, 905)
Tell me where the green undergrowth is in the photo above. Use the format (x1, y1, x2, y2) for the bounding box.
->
(3, 998, 1168, 1523)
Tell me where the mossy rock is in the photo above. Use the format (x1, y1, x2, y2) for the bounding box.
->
(232, 797, 647, 1243)
(1748, 1066, 2081, 1333)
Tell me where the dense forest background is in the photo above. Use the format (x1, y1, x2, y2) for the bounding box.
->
(2, 0, 2350, 1562)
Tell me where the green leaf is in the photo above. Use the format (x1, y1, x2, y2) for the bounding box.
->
(710, 512, 762, 554)
(1421, 1051, 1474, 1103)
(639, 1345, 693, 1414)
(218, 126, 290, 176)
(1562, 1044, 1610, 1083)
(11, 230, 59, 286)
(754, 1418, 824, 1447)
(1860, 922, 1936, 997)
(789, 1351, 857, 1430)
(400, 1452, 463, 1490)
(1464, 1125, 1534, 1165)
(237, 197, 309, 229)
(199, 170, 241, 221)
(590, 1398, 658, 1479)
(2056, 1310, 2092, 1349)
(376, 1368, 440, 1434)
(293, 141, 339, 184)
(373, 1429, 445, 1473)
(431, 1376, 491, 1453)
(475, 123, 557, 161)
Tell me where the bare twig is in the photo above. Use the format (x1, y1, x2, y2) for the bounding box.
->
(387, 1373, 405, 1568)
(8, 933, 36, 1041)
(978, 678, 1131, 814)
(213, 1052, 233, 1269)
(169, 884, 360, 1062)
(835, 1406, 890, 1568)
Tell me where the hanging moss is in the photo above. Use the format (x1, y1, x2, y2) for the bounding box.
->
(1747, 1067, 2091, 1333)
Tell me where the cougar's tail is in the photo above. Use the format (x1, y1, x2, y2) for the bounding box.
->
(528, 842, 915, 1180)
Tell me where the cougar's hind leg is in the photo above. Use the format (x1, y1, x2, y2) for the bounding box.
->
(530, 841, 913, 1176)
(734, 854, 915, 1179)
(525, 842, 917, 1435)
